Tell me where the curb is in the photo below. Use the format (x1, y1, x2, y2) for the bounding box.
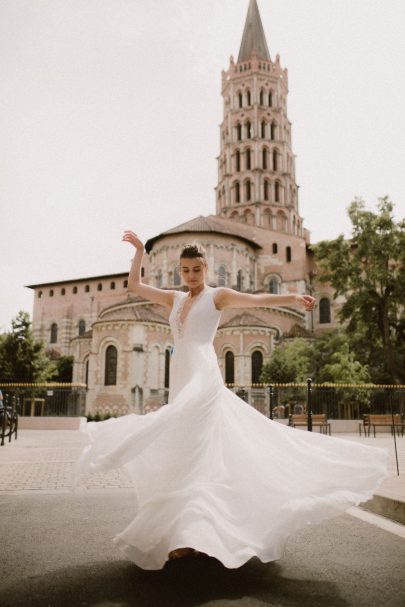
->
(361, 494, 405, 526)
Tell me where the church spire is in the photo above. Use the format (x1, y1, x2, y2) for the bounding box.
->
(238, 0, 270, 62)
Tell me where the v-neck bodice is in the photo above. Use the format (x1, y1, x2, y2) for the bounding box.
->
(169, 287, 222, 344)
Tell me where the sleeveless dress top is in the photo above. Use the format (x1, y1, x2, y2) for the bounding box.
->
(76, 287, 388, 570)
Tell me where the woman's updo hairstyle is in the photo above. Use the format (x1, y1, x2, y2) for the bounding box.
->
(180, 243, 207, 262)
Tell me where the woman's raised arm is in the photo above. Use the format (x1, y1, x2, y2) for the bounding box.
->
(213, 287, 315, 312)
(122, 230, 175, 308)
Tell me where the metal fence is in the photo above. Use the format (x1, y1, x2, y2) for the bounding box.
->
(0, 383, 87, 418)
(227, 380, 405, 420)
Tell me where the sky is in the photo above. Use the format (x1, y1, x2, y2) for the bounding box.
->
(1, 0, 404, 332)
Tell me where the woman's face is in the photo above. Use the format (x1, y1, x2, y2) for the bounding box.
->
(179, 257, 207, 289)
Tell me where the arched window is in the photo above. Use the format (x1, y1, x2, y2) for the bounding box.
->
(264, 179, 269, 201)
(275, 181, 280, 202)
(319, 298, 331, 324)
(246, 89, 251, 106)
(173, 266, 181, 286)
(262, 148, 268, 170)
(225, 351, 235, 384)
(236, 270, 243, 291)
(259, 89, 264, 105)
(273, 149, 278, 171)
(236, 123, 242, 141)
(251, 350, 263, 384)
(164, 348, 171, 389)
(61, 288, 65, 296)
(78, 319, 86, 336)
(50, 323, 58, 344)
(123, 280, 128, 288)
(49, 289, 54, 297)
(218, 265, 226, 286)
(38, 291, 42, 299)
(235, 181, 240, 203)
(245, 180, 251, 201)
(246, 121, 252, 139)
(271, 122, 276, 140)
(235, 149, 241, 172)
(85, 285, 90, 293)
(261, 121, 266, 138)
(104, 345, 117, 386)
(286, 246, 292, 262)
(110, 281, 115, 290)
(238, 92, 243, 108)
(269, 278, 279, 294)
(73, 286, 78, 294)
(268, 91, 272, 107)
(245, 148, 251, 170)
(97, 283, 103, 291)
(272, 243, 278, 254)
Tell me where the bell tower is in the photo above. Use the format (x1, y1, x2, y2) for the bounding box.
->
(216, 0, 304, 238)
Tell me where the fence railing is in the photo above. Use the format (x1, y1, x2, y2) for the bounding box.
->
(0, 383, 87, 418)
(0, 393, 19, 446)
(227, 380, 405, 420)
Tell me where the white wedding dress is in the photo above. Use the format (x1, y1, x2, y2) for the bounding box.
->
(76, 286, 388, 570)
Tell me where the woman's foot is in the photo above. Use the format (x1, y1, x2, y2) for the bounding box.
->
(168, 547, 196, 560)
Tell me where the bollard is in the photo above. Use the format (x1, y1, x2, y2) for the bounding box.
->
(307, 378, 313, 432)
(269, 384, 274, 420)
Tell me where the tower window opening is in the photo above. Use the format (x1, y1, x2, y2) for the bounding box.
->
(97, 283, 103, 291)
(73, 286, 78, 294)
(61, 288, 65, 296)
(246, 180, 251, 201)
(246, 148, 251, 170)
(286, 246, 292, 262)
(237, 123, 242, 141)
(246, 89, 251, 106)
(235, 182, 241, 203)
(235, 149, 241, 172)
(273, 149, 278, 171)
(261, 121, 266, 138)
(110, 281, 115, 290)
(123, 279, 128, 288)
(264, 179, 269, 201)
(49, 289, 54, 297)
(275, 181, 280, 202)
(85, 285, 90, 292)
(271, 122, 276, 140)
(262, 148, 268, 170)
(259, 89, 264, 105)
(238, 92, 243, 108)
(272, 243, 278, 254)
(246, 121, 252, 139)
(268, 91, 273, 107)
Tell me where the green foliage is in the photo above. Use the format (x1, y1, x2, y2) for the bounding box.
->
(260, 339, 312, 383)
(0, 311, 55, 383)
(314, 197, 405, 384)
(51, 355, 74, 383)
(260, 331, 371, 386)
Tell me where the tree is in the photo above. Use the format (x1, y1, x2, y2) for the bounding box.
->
(314, 198, 405, 384)
(260, 339, 312, 383)
(51, 355, 74, 382)
(0, 311, 55, 382)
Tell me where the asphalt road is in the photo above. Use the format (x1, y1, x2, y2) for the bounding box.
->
(1, 491, 404, 607)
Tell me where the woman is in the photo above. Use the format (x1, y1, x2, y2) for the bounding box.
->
(76, 231, 387, 570)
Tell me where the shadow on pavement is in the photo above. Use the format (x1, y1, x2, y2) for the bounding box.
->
(1, 554, 348, 607)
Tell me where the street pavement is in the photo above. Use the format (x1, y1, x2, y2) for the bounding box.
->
(0, 429, 405, 607)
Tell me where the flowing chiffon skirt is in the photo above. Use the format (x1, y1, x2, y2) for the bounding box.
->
(75, 288, 388, 570)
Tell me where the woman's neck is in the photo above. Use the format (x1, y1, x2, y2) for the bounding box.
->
(188, 283, 206, 298)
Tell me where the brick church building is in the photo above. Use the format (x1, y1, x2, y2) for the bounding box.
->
(28, 0, 338, 414)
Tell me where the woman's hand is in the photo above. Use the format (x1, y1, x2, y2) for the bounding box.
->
(295, 294, 316, 311)
(122, 230, 144, 251)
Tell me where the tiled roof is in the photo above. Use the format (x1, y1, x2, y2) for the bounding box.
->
(145, 214, 262, 252)
(219, 312, 269, 329)
(283, 323, 314, 339)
